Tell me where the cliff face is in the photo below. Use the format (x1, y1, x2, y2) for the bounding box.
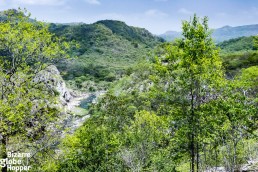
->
(33, 65, 73, 105)
(33, 65, 86, 134)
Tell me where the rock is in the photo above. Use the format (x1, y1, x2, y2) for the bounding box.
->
(241, 159, 258, 171)
(205, 167, 226, 172)
(33, 66, 106, 138)
(33, 65, 72, 104)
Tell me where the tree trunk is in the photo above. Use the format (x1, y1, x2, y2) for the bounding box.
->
(196, 142, 199, 172)
(190, 85, 195, 172)
(191, 133, 195, 172)
(1, 136, 7, 172)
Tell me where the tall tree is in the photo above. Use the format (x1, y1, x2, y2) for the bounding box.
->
(153, 14, 224, 171)
(179, 14, 223, 171)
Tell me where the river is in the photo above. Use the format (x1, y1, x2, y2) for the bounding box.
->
(79, 94, 97, 109)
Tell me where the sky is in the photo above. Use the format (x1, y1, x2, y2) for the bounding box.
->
(0, 0, 258, 34)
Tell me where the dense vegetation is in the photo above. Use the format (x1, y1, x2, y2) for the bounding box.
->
(0, 9, 258, 172)
(0, 9, 71, 172)
(42, 15, 258, 172)
(161, 28, 258, 77)
(217, 36, 258, 76)
(49, 21, 164, 91)
(217, 36, 257, 53)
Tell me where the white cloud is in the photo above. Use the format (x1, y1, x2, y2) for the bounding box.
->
(11, 0, 66, 6)
(178, 8, 193, 15)
(84, 0, 100, 5)
(145, 9, 167, 17)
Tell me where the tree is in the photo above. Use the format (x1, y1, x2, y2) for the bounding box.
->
(179, 15, 223, 172)
(254, 35, 258, 49)
(222, 66, 258, 171)
(0, 9, 70, 172)
(41, 14, 257, 171)
(153, 14, 224, 171)
(121, 110, 171, 172)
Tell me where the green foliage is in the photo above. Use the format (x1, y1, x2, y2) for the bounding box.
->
(221, 52, 258, 76)
(58, 118, 123, 172)
(54, 108, 176, 172)
(217, 36, 256, 53)
(50, 15, 223, 172)
(159, 14, 224, 171)
(49, 21, 163, 90)
(17, 12, 256, 172)
(122, 111, 174, 172)
(238, 66, 258, 88)
(0, 9, 70, 172)
(216, 36, 258, 76)
(96, 20, 164, 46)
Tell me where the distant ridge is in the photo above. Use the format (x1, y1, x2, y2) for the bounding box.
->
(213, 24, 258, 42)
(160, 24, 258, 42)
(49, 19, 164, 55)
(95, 20, 164, 46)
(159, 31, 182, 42)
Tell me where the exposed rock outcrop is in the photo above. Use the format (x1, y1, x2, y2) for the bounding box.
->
(32, 65, 106, 136)
(241, 159, 258, 172)
(33, 65, 73, 105)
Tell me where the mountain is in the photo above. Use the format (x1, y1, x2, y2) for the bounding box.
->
(159, 31, 182, 42)
(95, 20, 164, 46)
(213, 25, 258, 42)
(48, 20, 164, 90)
(160, 24, 258, 42)
(0, 10, 165, 91)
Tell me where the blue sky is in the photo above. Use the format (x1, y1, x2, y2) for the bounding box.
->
(0, 0, 258, 34)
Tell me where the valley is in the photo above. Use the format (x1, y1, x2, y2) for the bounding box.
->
(0, 8, 257, 172)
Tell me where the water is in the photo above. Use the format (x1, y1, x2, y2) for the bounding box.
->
(79, 94, 96, 109)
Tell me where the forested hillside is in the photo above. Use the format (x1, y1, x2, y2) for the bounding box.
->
(48, 21, 164, 91)
(218, 36, 258, 76)
(0, 9, 258, 172)
(218, 36, 257, 53)
(46, 15, 258, 172)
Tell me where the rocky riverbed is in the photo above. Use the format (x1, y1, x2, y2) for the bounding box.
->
(34, 65, 105, 135)
(61, 91, 104, 134)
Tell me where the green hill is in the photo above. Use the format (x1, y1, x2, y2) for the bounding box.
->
(218, 36, 258, 76)
(217, 36, 256, 53)
(48, 20, 164, 90)
(95, 20, 163, 47)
